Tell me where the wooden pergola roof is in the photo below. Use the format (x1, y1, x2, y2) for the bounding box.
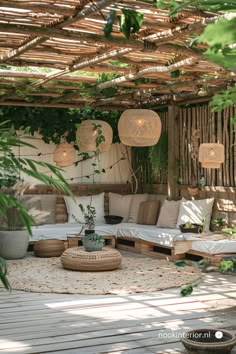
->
(0, 0, 234, 110)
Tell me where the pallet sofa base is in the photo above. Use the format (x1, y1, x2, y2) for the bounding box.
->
(116, 237, 185, 261)
(185, 249, 236, 266)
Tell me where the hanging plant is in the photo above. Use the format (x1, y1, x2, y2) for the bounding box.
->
(148, 132, 168, 179)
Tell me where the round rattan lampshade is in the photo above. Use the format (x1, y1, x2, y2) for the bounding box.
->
(199, 143, 225, 169)
(118, 109, 162, 146)
(53, 143, 77, 167)
(76, 120, 113, 152)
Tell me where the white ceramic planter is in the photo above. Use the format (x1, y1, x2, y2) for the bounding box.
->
(0, 229, 29, 259)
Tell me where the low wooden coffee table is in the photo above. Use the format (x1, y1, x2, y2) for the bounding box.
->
(61, 247, 122, 271)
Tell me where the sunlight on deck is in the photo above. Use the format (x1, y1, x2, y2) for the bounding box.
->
(0, 339, 31, 351)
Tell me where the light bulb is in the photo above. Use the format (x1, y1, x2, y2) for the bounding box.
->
(136, 118, 144, 127)
(209, 149, 215, 157)
(63, 151, 67, 157)
(92, 130, 98, 136)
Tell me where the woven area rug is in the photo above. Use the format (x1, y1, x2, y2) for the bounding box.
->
(3, 255, 201, 295)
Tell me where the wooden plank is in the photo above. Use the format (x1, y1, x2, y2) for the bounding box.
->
(167, 104, 179, 200)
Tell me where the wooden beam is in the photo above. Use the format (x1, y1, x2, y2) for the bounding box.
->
(168, 104, 179, 200)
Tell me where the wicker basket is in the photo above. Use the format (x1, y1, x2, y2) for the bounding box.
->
(34, 240, 65, 257)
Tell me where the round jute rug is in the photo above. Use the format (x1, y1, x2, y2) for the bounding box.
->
(3, 255, 201, 295)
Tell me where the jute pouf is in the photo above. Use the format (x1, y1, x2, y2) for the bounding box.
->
(61, 247, 122, 271)
(34, 240, 65, 257)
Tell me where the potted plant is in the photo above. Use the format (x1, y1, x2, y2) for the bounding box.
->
(212, 217, 226, 232)
(0, 122, 70, 265)
(75, 201, 104, 252)
(0, 181, 50, 259)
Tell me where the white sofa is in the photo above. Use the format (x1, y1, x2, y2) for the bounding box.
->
(29, 191, 236, 261)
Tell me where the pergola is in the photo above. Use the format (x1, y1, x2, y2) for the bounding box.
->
(0, 0, 233, 110)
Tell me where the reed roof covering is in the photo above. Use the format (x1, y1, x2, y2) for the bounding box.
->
(0, 0, 234, 110)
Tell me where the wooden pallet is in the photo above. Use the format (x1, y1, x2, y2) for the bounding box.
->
(185, 249, 236, 266)
(140, 240, 185, 261)
(116, 236, 142, 253)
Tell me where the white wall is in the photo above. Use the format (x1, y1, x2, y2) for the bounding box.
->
(14, 133, 131, 185)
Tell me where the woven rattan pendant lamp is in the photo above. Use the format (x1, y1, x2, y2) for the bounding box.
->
(199, 143, 225, 168)
(53, 143, 77, 167)
(76, 120, 113, 152)
(118, 109, 162, 146)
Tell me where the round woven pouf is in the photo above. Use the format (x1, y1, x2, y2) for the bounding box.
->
(61, 247, 122, 271)
(34, 240, 65, 257)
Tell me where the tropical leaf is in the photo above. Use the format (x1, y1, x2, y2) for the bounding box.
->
(119, 9, 144, 39)
(104, 10, 116, 38)
(0, 257, 11, 291)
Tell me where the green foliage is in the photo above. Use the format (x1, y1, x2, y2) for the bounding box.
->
(0, 121, 70, 235)
(222, 227, 236, 239)
(78, 203, 96, 230)
(175, 260, 188, 267)
(134, 78, 151, 85)
(0, 257, 11, 291)
(170, 69, 180, 78)
(156, 0, 236, 15)
(180, 284, 193, 296)
(0, 107, 121, 144)
(213, 217, 225, 227)
(148, 132, 168, 179)
(119, 9, 144, 39)
(218, 260, 235, 273)
(104, 10, 116, 38)
(209, 87, 236, 118)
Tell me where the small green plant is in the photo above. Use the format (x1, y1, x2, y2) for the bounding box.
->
(218, 260, 236, 273)
(222, 227, 236, 239)
(213, 217, 226, 228)
(79, 203, 96, 230)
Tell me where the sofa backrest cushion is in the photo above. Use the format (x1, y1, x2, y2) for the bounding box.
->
(137, 200, 160, 225)
(64, 193, 105, 224)
(24, 194, 57, 224)
(108, 193, 133, 222)
(127, 194, 149, 223)
(176, 198, 215, 232)
(157, 200, 181, 229)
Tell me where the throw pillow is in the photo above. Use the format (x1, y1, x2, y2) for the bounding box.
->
(156, 200, 181, 228)
(24, 194, 57, 224)
(109, 193, 133, 222)
(127, 194, 149, 223)
(137, 200, 160, 225)
(176, 198, 215, 232)
(64, 193, 105, 224)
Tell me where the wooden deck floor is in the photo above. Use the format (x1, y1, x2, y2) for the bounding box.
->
(0, 253, 236, 353)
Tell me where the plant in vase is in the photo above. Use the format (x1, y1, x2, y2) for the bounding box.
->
(0, 181, 50, 260)
(73, 201, 104, 252)
(0, 121, 71, 288)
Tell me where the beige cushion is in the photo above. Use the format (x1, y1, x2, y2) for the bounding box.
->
(23, 194, 57, 224)
(157, 200, 181, 228)
(64, 193, 105, 224)
(148, 194, 167, 206)
(137, 200, 160, 225)
(176, 198, 214, 232)
(109, 193, 133, 222)
(127, 194, 148, 223)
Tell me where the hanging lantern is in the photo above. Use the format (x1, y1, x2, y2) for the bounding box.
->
(76, 120, 113, 152)
(53, 143, 77, 167)
(199, 143, 225, 169)
(118, 109, 162, 147)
